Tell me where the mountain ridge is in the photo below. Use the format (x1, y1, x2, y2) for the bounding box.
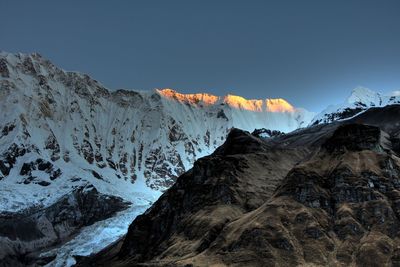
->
(0, 51, 314, 266)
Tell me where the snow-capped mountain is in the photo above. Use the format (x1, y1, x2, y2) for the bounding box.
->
(0, 52, 315, 265)
(0, 52, 315, 209)
(311, 87, 400, 125)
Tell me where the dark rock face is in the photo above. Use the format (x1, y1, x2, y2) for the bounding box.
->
(323, 124, 381, 152)
(118, 153, 254, 261)
(213, 128, 269, 155)
(0, 185, 130, 265)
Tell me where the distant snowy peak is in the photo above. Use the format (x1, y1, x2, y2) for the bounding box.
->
(156, 88, 315, 133)
(157, 88, 297, 113)
(311, 87, 400, 125)
(347, 87, 383, 106)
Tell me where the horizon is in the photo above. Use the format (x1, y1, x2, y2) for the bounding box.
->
(2, 50, 398, 113)
(2, 1, 400, 112)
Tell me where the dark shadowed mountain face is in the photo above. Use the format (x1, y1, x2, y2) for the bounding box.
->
(79, 105, 400, 267)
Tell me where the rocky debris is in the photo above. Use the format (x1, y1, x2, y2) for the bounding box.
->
(0, 184, 131, 265)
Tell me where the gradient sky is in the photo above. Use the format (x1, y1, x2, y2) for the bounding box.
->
(1, 0, 400, 111)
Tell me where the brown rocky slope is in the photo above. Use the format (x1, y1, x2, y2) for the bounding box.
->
(79, 105, 400, 267)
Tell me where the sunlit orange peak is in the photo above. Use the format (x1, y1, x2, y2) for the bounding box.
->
(266, 98, 294, 113)
(157, 89, 219, 105)
(158, 89, 295, 113)
(223, 95, 264, 112)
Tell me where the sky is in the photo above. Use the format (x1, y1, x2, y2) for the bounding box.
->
(1, 0, 400, 111)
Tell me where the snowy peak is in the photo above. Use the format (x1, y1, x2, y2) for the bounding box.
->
(0, 51, 315, 214)
(223, 94, 264, 112)
(157, 88, 219, 106)
(266, 98, 295, 113)
(311, 87, 400, 125)
(347, 86, 382, 106)
(158, 88, 297, 113)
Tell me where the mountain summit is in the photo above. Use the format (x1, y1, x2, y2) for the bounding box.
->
(158, 88, 296, 113)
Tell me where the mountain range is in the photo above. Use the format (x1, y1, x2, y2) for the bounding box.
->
(0, 52, 399, 266)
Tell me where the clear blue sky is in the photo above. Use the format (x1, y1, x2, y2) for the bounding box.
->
(1, 0, 400, 111)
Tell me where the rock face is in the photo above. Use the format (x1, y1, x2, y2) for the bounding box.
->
(0, 185, 130, 266)
(82, 105, 400, 267)
(322, 124, 382, 152)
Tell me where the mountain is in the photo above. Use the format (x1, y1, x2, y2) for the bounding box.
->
(81, 104, 400, 267)
(311, 87, 400, 125)
(0, 52, 314, 265)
